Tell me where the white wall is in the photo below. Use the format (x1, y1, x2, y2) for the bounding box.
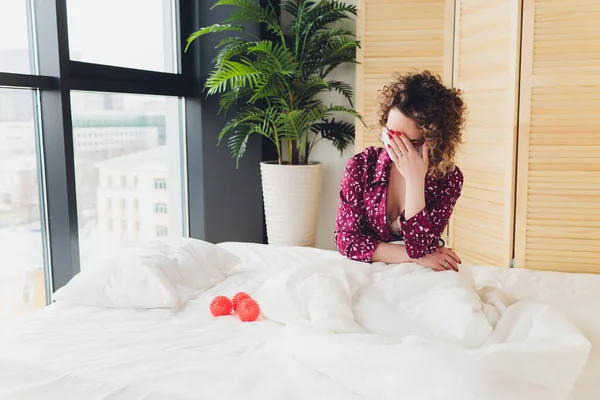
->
(311, 0, 357, 250)
(312, 134, 353, 250)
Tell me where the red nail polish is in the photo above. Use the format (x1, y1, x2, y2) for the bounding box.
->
(398, 132, 402, 136)
(387, 133, 392, 139)
(387, 144, 391, 148)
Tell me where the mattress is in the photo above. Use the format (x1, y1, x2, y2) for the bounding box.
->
(0, 242, 598, 400)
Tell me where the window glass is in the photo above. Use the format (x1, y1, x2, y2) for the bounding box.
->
(66, 0, 178, 73)
(0, 1, 34, 74)
(71, 91, 186, 269)
(0, 88, 46, 321)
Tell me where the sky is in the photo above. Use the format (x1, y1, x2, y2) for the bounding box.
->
(0, 0, 173, 72)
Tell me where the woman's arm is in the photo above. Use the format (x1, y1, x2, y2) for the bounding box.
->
(404, 177, 426, 221)
(335, 154, 381, 262)
(371, 242, 413, 264)
(402, 167, 464, 259)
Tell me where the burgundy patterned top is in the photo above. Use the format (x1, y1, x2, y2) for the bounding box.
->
(334, 147, 463, 262)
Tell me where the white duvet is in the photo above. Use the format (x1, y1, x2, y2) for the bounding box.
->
(256, 259, 590, 400)
(0, 242, 599, 400)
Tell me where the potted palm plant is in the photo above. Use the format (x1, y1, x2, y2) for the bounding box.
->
(186, 0, 361, 247)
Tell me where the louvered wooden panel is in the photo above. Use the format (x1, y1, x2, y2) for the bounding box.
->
(446, 0, 521, 267)
(355, 0, 452, 151)
(515, 0, 600, 273)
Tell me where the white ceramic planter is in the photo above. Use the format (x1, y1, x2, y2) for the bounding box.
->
(260, 162, 323, 247)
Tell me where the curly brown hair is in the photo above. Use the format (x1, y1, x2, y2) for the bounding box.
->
(378, 70, 466, 176)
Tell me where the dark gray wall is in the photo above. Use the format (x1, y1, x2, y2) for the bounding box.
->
(185, 0, 264, 244)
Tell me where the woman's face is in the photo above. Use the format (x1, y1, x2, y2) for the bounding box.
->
(387, 108, 423, 142)
(383, 108, 425, 155)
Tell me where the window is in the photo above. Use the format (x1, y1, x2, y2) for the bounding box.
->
(0, 2, 34, 74)
(66, 0, 178, 73)
(0, 1, 192, 311)
(73, 92, 185, 268)
(155, 203, 167, 214)
(156, 226, 168, 237)
(154, 179, 167, 190)
(0, 89, 46, 321)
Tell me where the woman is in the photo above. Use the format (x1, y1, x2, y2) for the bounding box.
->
(335, 71, 465, 271)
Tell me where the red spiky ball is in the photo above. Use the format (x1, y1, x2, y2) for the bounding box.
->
(237, 298, 261, 322)
(210, 296, 232, 317)
(231, 292, 251, 312)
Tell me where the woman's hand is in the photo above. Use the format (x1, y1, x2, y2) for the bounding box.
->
(416, 247, 462, 271)
(386, 130, 428, 184)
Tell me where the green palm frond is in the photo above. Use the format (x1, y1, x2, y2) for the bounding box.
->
(227, 130, 252, 166)
(294, 0, 357, 56)
(214, 0, 284, 43)
(247, 41, 297, 74)
(248, 76, 285, 103)
(214, 38, 256, 65)
(321, 104, 362, 121)
(281, 0, 314, 17)
(300, 28, 355, 76)
(318, 35, 359, 77)
(185, 24, 244, 52)
(276, 109, 313, 141)
(218, 86, 253, 114)
(289, 0, 355, 37)
(205, 59, 262, 95)
(327, 80, 354, 106)
(218, 106, 266, 143)
(293, 78, 354, 106)
(302, 27, 355, 59)
(293, 76, 330, 101)
(310, 27, 355, 45)
(305, 0, 357, 30)
(311, 118, 355, 153)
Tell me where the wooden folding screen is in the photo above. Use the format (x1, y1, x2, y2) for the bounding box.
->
(446, 0, 522, 267)
(514, 0, 600, 273)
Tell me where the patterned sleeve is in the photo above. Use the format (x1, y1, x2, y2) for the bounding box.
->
(402, 167, 464, 259)
(334, 153, 380, 262)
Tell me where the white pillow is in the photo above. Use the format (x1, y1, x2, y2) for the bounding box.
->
(52, 261, 184, 309)
(53, 238, 240, 309)
(155, 237, 240, 289)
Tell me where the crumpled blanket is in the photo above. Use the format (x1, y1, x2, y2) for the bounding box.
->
(255, 259, 591, 400)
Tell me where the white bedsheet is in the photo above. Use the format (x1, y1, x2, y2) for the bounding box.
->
(0, 242, 599, 400)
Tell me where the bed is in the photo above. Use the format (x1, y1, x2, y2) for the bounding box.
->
(0, 241, 599, 400)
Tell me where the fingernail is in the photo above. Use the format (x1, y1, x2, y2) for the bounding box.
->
(398, 132, 402, 136)
(387, 144, 391, 148)
(387, 133, 392, 139)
